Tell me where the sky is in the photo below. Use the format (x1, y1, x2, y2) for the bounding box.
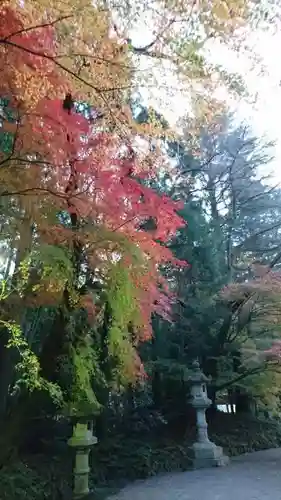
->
(208, 27, 281, 185)
(131, 17, 281, 186)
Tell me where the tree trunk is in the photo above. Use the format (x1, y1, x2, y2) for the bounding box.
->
(0, 329, 15, 418)
(39, 307, 66, 382)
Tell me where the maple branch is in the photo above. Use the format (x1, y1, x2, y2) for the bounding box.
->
(115, 0, 197, 56)
(54, 52, 133, 70)
(0, 182, 99, 204)
(126, 17, 177, 54)
(0, 39, 133, 140)
(112, 216, 140, 233)
(87, 212, 158, 251)
(0, 40, 132, 97)
(0, 39, 104, 93)
(215, 361, 281, 392)
(2, 157, 60, 168)
(3, 16, 73, 41)
(0, 24, 189, 165)
(224, 250, 281, 337)
(0, 187, 68, 200)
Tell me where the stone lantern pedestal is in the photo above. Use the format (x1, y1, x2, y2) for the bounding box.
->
(68, 417, 97, 499)
(188, 360, 229, 469)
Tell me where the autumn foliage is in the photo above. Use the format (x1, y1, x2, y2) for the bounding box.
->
(221, 263, 281, 364)
(0, 2, 187, 385)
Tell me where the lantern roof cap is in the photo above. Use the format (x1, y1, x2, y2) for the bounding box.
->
(188, 359, 210, 383)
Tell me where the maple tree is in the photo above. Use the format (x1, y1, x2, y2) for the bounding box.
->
(217, 263, 281, 406)
(222, 263, 281, 345)
(0, 0, 267, 413)
(0, 2, 188, 414)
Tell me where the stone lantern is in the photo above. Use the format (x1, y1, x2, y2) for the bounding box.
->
(68, 417, 97, 499)
(188, 360, 229, 469)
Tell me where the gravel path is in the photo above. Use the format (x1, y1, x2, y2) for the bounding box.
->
(109, 448, 281, 500)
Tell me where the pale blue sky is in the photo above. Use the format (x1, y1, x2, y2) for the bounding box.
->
(208, 28, 281, 184)
(132, 21, 281, 185)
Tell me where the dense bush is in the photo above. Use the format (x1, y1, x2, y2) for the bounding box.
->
(1, 413, 281, 500)
(209, 414, 281, 456)
(0, 460, 71, 500)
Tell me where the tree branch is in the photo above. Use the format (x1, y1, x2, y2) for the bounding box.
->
(3, 16, 73, 41)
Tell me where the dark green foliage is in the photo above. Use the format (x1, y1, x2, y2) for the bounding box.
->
(1, 99, 281, 499)
(2, 414, 281, 499)
(92, 437, 191, 484)
(144, 112, 281, 415)
(209, 415, 281, 456)
(0, 459, 71, 500)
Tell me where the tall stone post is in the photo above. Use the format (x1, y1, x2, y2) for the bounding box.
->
(68, 418, 97, 499)
(188, 360, 229, 469)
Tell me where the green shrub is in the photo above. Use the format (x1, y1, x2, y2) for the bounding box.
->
(0, 458, 71, 500)
(2, 414, 281, 499)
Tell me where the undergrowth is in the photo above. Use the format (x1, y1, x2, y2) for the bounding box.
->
(1, 414, 281, 500)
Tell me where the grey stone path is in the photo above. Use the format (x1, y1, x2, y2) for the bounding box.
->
(109, 448, 281, 500)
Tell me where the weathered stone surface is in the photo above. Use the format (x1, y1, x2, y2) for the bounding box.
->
(189, 441, 229, 468)
(188, 360, 228, 468)
(68, 422, 97, 499)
